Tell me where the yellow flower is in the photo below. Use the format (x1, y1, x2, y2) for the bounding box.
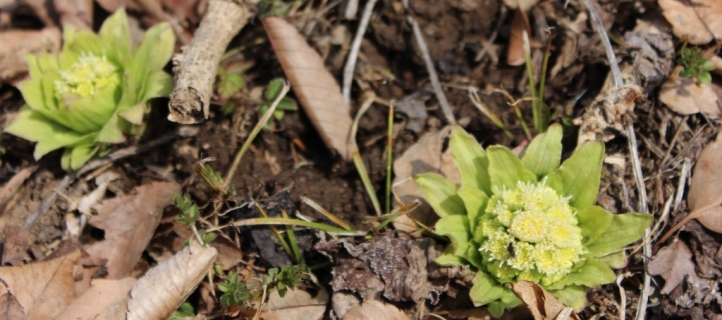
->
(56, 53, 120, 98)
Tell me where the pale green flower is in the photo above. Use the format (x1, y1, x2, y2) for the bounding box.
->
(4, 9, 174, 171)
(415, 124, 653, 317)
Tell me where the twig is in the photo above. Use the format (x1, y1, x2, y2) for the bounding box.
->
(402, 0, 455, 125)
(341, 0, 377, 104)
(23, 127, 195, 231)
(168, 0, 253, 124)
(581, 1, 651, 318)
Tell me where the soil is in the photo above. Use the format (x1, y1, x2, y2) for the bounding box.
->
(0, 0, 720, 319)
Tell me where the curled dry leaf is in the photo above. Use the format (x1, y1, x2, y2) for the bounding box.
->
(648, 239, 701, 294)
(509, 281, 581, 320)
(659, 67, 720, 119)
(574, 84, 643, 146)
(343, 300, 410, 320)
(686, 132, 722, 233)
(126, 241, 217, 320)
(503, 0, 539, 11)
(391, 126, 458, 234)
(0, 28, 61, 83)
(507, 8, 532, 66)
(0, 250, 81, 319)
(262, 287, 329, 320)
(55, 278, 137, 320)
(85, 181, 180, 279)
(263, 17, 353, 160)
(659, 0, 722, 45)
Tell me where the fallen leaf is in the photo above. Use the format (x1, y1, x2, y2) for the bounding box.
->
(262, 287, 329, 320)
(0, 28, 61, 83)
(0, 166, 36, 215)
(395, 90, 431, 134)
(54, 0, 93, 29)
(687, 132, 722, 233)
(263, 17, 353, 160)
(0, 291, 27, 320)
(343, 300, 410, 320)
(85, 181, 180, 278)
(315, 236, 447, 304)
(649, 239, 702, 294)
(55, 278, 137, 320)
(391, 126, 457, 234)
(659, 0, 722, 45)
(503, 0, 539, 11)
(659, 67, 720, 119)
(126, 241, 217, 320)
(507, 8, 531, 66)
(509, 281, 581, 320)
(0, 250, 81, 319)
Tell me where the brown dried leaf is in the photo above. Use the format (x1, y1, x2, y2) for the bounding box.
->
(391, 127, 457, 234)
(503, 0, 539, 11)
(509, 281, 581, 320)
(0, 291, 27, 320)
(85, 181, 180, 279)
(659, 67, 720, 119)
(659, 0, 722, 45)
(649, 239, 701, 294)
(0, 250, 81, 319)
(574, 84, 643, 146)
(262, 287, 329, 320)
(343, 300, 410, 320)
(126, 241, 217, 320)
(54, 0, 94, 29)
(0, 28, 61, 83)
(55, 278, 137, 320)
(0, 166, 36, 214)
(263, 17, 353, 160)
(507, 8, 531, 66)
(687, 132, 722, 233)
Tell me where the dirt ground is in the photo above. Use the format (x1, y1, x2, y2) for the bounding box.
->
(0, 0, 721, 319)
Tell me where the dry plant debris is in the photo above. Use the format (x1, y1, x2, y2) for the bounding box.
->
(261, 286, 328, 320)
(343, 300, 410, 320)
(659, 67, 721, 119)
(509, 281, 581, 320)
(659, 0, 722, 45)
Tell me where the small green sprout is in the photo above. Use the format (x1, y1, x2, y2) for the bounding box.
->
(677, 46, 715, 84)
(218, 271, 253, 307)
(258, 79, 297, 129)
(263, 265, 309, 298)
(217, 66, 244, 115)
(173, 193, 216, 245)
(415, 124, 652, 317)
(4, 9, 175, 171)
(169, 302, 196, 320)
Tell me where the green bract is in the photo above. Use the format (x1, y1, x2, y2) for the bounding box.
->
(5, 9, 174, 171)
(415, 124, 652, 317)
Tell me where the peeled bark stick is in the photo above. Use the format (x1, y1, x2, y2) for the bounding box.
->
(168, 0, 253, 124)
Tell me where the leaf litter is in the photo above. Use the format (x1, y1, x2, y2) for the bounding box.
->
(2, 0, 722, 319)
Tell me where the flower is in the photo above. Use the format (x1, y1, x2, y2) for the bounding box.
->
(4, 9, 175, 171)
(415, 124, 652, 317)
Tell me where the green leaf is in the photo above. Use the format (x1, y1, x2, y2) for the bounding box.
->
(521, 123, 562, 177)
(136, 23, 174, 72)
(698, 72, 712, 84)
(469, 271, 506, 306)
(549, 285, 587, 311)
(434, 253, 466, 266)
(701, 60, 716, 71)
(118, 103, 146, 125)
(141, 71, 173, 101)
(265, 78, 285, 101)
(544, 172, 564, 195)
(457, 186, 488, 231)
(67, 144, 97, 170)
(218, 71, 245, 99)
(556, 256, 616, 288)
(557, 141, 604, 209)
(597, 250, 628, 269)
(488, 302, 506, 318)
(5, 108, 90, 159)
(277, 98, 297, 111)
(451, 125, 491, 194)
(98, 9, 131, 64)
(587, 213, 652, 257)
(415, 173, 464, 217)
(576, 205, 614, 246)
(97, 114, 125, 143)
(487, 146, 537, 191)
(436, 215, 471, 258)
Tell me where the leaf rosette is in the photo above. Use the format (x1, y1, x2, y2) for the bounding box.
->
(5, 9, 174, 170)
(415, 124, 652, 317)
